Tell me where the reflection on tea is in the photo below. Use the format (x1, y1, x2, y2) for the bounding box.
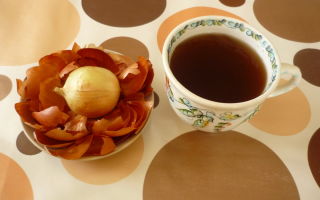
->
(170, 34, 266, 103)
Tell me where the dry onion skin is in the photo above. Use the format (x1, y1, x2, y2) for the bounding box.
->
(15, 43, 154, 160)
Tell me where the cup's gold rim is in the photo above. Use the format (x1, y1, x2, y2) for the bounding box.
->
(162, 15, 281, 110)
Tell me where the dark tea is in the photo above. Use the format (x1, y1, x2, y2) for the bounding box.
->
(170, 33, 267, 103)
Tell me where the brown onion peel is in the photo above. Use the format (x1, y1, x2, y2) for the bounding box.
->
(15, 43, 153, 160)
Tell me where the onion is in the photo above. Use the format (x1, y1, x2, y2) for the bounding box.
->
(54, 66, 120, 118)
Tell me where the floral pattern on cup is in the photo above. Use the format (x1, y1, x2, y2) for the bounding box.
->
(166, 79, 243, 131)
(166, 17, 278, 92)
(214, 122, 232, 132)
(177, 97, 214, 128)
(218, 112, 241, 121)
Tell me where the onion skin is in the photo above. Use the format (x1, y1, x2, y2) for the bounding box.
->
(15, 44, 154, 159)
(55, 66, 121, 118)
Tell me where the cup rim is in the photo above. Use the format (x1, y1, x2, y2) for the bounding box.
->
(162, 15, 280, 110)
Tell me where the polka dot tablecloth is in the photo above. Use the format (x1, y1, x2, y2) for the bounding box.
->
(0, 0, 319, 199)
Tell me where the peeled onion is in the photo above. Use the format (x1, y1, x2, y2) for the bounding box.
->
(54, 66, 120, 118)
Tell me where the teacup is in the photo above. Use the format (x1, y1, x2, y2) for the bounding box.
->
(162, 16, 301, 132)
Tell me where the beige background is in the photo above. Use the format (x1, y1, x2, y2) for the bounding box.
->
(0, 0, 319, 199)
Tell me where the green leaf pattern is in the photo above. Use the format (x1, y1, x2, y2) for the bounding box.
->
(168, 88, 241, 130)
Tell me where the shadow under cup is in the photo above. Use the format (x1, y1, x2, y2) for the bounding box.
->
(162, 16, 281, 132)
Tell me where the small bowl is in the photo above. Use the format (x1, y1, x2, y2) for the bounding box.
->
(22, 92, 153, 161)
(20, 47, 154, 161)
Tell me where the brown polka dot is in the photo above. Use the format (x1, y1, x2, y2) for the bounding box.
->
(0, 0, 79, 65)
(249, 81, 310, 135)
(294, 49, 320, 87)
(0, 153, 33, 200)
(16, 131, 41, 155)
(0, 75, 12, 100)
(157, 7, 245, 52)
(253, 0, 320, 42)
(143, 131, 299, 200)
(82, 0, 166, 27)
(153, 92, 159, 108)
(22, 123, 44, 151)
(219, 0, 245, 7)
(62, 137, 144, 185)
(100, 37, 149, 60)
(308, 128, 320, 187)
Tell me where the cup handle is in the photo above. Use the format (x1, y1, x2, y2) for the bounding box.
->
(268, 63, 302, 98)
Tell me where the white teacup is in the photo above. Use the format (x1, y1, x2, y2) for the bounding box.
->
(162, 16, 301, 132)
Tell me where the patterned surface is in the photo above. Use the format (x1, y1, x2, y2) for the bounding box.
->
(0, 0, 319, 199)
(61, 137, 144, 185)
(82, 0, 166, 27)
(309, 128, 320, 188)
(0, 153, 33, 200)
(100, 37, 149, 59)
(294, 49, 320, 86)
(219, 0, 245, 7)
(249, 84, 310, 135)
(16, 132, 41, 155)
(0, 75, 11, 100)
(0, 0, 79, 65)
(144, 131, 299, 200)
(253, 0, 320, 42)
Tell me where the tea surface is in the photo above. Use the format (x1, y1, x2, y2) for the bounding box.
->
(170, 34, 266, 103)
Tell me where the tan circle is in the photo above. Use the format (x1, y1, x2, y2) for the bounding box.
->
(16, 131, 41, 155)
(62, 137, 144, 185)
(0, 75, 12, 100)
(253, 0, 320, 42)
(0, 0, 80, 65)
(249, 81, 310, 135)
(100, 37, 149, 61)
(0, 153, 33, 200)
(143, 131, 299, 200)
(157, 7, 245, 52)
(219, 0, 246, 7)
(82, 0, 166, 27)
